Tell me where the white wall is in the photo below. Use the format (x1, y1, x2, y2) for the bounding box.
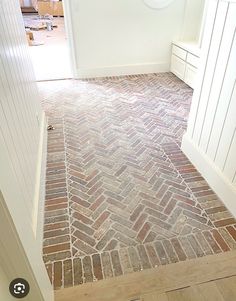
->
(0, 0, 52, 300)
(0, 265, 14, 301)
(182, 0, 236, 217)
(180, 0, 205, 43)
(65, 0, 187, 78)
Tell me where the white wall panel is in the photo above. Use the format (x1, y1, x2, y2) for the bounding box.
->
(182, 0, 236, 217)
(192, 1, 228, 145)
(0, 0, 52, 299)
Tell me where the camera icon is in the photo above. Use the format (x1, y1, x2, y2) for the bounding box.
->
(13, 283, 26, 295)
(9, 278, 30, 299)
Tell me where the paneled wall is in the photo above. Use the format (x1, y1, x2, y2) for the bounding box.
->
(0, 0, 43, 231)
(0, 0, 52, 299)
(182, 0, 236, 216)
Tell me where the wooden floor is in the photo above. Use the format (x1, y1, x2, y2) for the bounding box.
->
(55, 250, 236, 301)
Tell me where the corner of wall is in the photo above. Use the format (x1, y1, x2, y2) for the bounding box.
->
(32, 112, 47, 249)
(182, 133, 236, 219)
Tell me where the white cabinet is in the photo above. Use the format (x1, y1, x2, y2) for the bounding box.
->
(170, 0, 207, 89)
(170, 54, 186, 80)
(185, 64, 197, 88)
(171, 42, 200, 89)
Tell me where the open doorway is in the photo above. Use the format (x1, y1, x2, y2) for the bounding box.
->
(20, 0, 72, 80)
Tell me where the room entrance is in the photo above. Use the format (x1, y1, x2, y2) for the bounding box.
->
(20, 0, 72, 80)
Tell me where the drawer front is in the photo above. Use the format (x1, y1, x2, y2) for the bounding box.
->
(172, 45, 187, 61)
(185, 64, 197, 89)
(171, 55, 186, 80)
(187, 53, 199, 68)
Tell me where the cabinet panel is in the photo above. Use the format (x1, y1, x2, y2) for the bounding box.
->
(185, 64, 197, 89)
(171, 54, 185, 80)
(172, 45, 187, 61)
(187, 53, 199, 68)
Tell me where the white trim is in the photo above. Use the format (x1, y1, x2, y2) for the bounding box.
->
(182, 133, 236, 218)
(221, 0, 236, 3)
(0, 191, 52, 301)
(143, 0, 176, 9)
(32, 112, 47, 250)
(62, 0, 78, 78)
(76, 63, 169, 79)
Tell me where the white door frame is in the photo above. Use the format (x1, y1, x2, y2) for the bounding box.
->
(63, 0, 78, 78)
(0, 191, 53, 301)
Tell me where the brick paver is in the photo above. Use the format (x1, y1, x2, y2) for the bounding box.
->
(39, 73, 236, 290)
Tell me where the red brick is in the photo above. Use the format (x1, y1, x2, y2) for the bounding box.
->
(93, 211, 110, 230)
(171, 238, 187, 261)
(90, 195, 105, 211)
(53, 261, 62, 289)
(73, 211, 93, 225)
(44, 221, 69, 232)
(82, 256, 93, 283)
(73, 258, 83, 285)
(92, 254, 103, 280)
(64, 259, 73, 287)
(203, 231, 221, 254)
(137, 222, 151, 242)
(71, 195, 90, 208)
(45, 203, 67, 211)
(111, 250, 123, 276)
(132, 213, 147, 231)
(164, 198, 178, 215)
(205, 206, 227, 214)
(145, 244, 160, 267)
(74, 230, 96, 247)
(226, 226, 236, 241)
(43, 243, 70, 255)
(211, 229, 230, 252)
(214, 218, 236, 228)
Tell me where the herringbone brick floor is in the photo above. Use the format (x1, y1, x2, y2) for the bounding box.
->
(38, 73, 236, 290)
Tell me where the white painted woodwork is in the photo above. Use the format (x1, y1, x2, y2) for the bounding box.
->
(185, 64, 198, 89)
(0, 0, 52, 300)
(181, 0, 206, 43)
(182, 0, 236, 217)
(143, 0, 176, 9)
(186, 53, 200, 68)
(172, 44, 187, 60)
(170, 1, 207, 88)
(171, 42, 200, 88)
(170, 54, 186, 80)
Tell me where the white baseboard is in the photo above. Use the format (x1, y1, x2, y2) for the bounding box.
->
(32, 112, 47, 249)
(76, 62, 170, 79)
(181, 134, 236, 218)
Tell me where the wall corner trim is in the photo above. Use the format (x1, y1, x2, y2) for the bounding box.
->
(32, 112, 48, 249)
(181, 133, 236, 218)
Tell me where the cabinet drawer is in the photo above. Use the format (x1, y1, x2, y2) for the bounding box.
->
(185, 64, 197, 89)
(172, 45, 187, 61)
(187, 53, 199, 68)
(171, 54, 186, 80)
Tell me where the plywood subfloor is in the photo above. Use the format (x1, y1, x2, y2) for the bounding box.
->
(55, 250, 236, 301)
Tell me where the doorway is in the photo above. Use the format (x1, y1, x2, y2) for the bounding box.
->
(20, 0, 72, 80)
